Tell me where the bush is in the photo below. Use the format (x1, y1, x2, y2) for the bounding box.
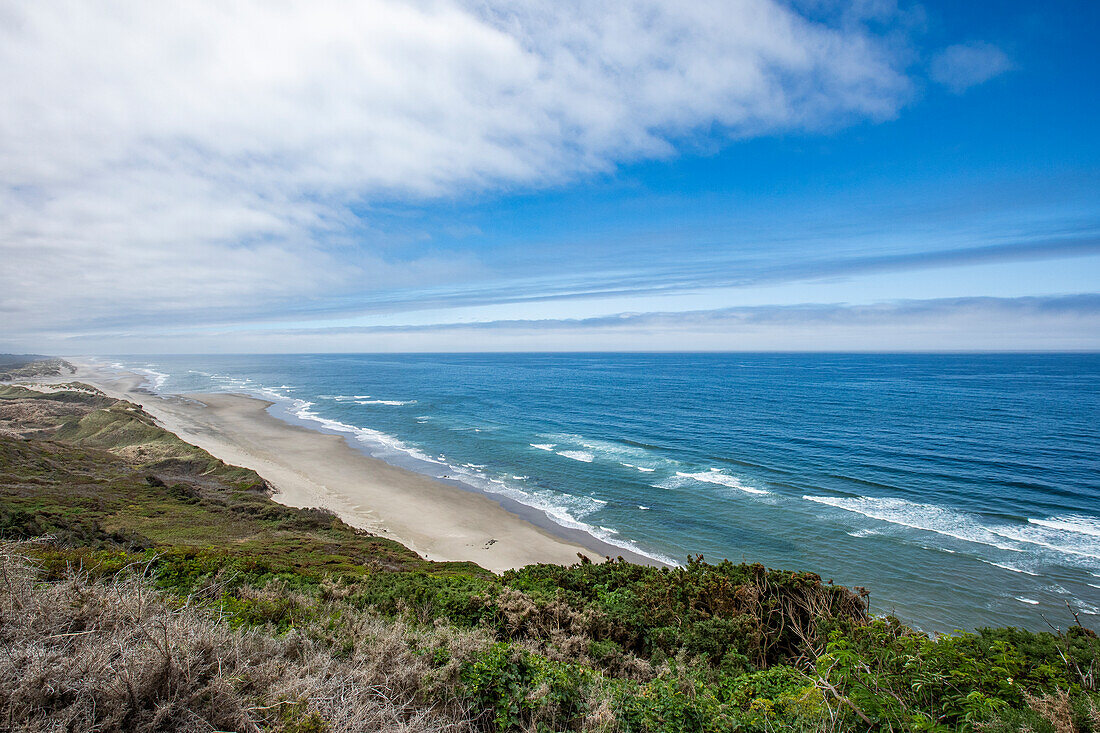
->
(460, 642, 594, 731)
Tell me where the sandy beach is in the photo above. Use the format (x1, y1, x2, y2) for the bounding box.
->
(58, 362, 642, 573)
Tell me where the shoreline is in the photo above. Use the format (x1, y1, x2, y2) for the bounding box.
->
(58, 361, 663, 572)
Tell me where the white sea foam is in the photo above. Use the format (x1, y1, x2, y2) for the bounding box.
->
(675, 470, 768, 494)
(184, 370, 294, 402)
(557, 450, 595, 463)
(977, 558, 1040, 576)
(530, 443, 555, 451)
(542, 432, 676, 471)
(136, 367, 169, 391)
(1015, 597, 1040, 605)
(987, 522, 1100, 561)
(440, 462, 677, 566)
(291, 400, 443, 467)
(806, 496, 1100, 569)
(803, 496, 1027, 553)
(846, 528, 881, 538)
(327, 394, 399, 402)
(1030, 516, 1100, 539)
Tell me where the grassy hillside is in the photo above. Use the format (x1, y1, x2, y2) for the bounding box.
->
(0, 356, 75, 380)
(1, 381, 1098, 732)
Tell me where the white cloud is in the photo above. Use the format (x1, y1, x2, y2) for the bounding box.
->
(0, 0, 910, 337)
(929, 41, 1011, 94)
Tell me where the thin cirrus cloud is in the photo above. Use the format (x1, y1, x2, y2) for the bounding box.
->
(929, 41, 1012, 93)
(44, 295, 1100, 353)
(0, 0, 912, 339)
(150, 230, 1093, 327)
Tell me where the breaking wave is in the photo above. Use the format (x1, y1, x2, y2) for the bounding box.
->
(804, 495, 1100, 567)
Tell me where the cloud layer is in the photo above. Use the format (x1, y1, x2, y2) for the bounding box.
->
(1, 0, 910, 335)
(27, 295, 1100, 354)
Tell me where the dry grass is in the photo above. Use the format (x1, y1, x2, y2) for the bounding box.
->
(0, 541, 491, 732)
(1021, 688, 1100, 733)
(491, 587, 652, 680)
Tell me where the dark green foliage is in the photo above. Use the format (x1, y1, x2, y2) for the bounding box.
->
(461, 642, 595, 731)
(0, 505, 153, 550)
(501, 556, 868, 669)
(349, 571, 496, 624)
(278, 702, 330, 733)
(815, 617, 1100, 730)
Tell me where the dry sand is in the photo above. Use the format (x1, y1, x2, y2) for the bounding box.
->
(58, 362, 649, 573)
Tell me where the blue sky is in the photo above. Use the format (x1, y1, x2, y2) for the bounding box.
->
(1, 0, 1097, 352)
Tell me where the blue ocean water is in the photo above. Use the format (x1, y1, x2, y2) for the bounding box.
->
(108, 353, 1100, 631)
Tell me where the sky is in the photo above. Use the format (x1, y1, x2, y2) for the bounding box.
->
(1, 0, 1097, 353)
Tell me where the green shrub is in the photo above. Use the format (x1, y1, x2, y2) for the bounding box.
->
(461, 642, 594, 731)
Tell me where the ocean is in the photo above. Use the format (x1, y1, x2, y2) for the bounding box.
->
(104, 352, 1100, 632)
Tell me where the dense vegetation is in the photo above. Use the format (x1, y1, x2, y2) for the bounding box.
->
(1, 379, 1098, 732)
